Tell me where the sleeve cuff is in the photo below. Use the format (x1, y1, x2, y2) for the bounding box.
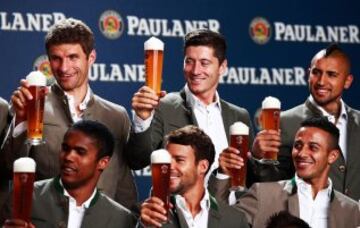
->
(132, 110, 154, 133)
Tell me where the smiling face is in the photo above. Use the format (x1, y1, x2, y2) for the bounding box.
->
(48, 43, 96, 94)
(308, 54, 353, 113)
(292, 127, 339, 185)
(166, 143, 208, 195)
(183, 45, 227, 104)
(60, 129, 109, 190)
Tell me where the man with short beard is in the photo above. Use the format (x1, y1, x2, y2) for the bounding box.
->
(140, 125, 249, 228)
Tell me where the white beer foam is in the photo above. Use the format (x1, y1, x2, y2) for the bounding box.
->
(14, 157, 36, 173)
(26, 71, 47, 86)
(262, 96, 281, 109)
(151, 149, 171, 164)
(144, 36, 164, 51)
(230, 122, 249, 135)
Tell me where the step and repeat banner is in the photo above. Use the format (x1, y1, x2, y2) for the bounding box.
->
(1, 0, 360, 200)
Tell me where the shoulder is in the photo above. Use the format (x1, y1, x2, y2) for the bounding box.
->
(333, 190, 359, 210)
(97, 193, 133, 216)
(0, 97, 8, 107)
(220, 99, 250, 116)
(92, 94, 128, 115)
(281, 103, 306, 119)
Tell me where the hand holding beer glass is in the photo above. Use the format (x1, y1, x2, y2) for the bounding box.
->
(144, 36, 164, 96)
(26, 71, 47, 145)
(229, 122, 249, 190)
(12, 157, 36, 223)
(151, 149, 171, 217)
(260, 96, 281, 165)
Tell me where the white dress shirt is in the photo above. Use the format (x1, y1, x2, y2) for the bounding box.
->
(296, 174, 332, 228)
(60, 180, 97, 228)
(175, 190, 210, 228)
(309, 95, 348, 160)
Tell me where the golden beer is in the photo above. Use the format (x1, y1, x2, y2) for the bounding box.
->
(144, 37, 164, 95)
(229, 122, 249, 189)
(13, 158, 36, 222)
(151, 149, 171, 215)
(26, 71, 47, 145)
(261, 96, 281, 164)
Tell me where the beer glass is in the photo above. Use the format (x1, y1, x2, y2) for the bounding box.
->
(151, 149, 171, 216)
(12, 157, 36, 222)
(229, 122, 249, 190)
(260, 96, 281, 165)
(26, 71, 47, 145)
(144, 36, 164, 96)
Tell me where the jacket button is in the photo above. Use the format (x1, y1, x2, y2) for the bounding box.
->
(338, 165, 346, 172)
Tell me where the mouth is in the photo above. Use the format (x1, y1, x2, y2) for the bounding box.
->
(313, 86, 330, 96)
(61, 165, 77, 175)
(294, 159, 313, 169)
(189, 76, 206, 84)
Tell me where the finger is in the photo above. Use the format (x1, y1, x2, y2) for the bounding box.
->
(18, 86, 33, 101)
(20, 79, 30, 88)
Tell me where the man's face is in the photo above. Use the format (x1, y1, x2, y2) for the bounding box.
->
(183, 46, 226, 102)
(48, 43, 95, 93)
(292, 127, 338, 184)
(60, 129, 108, 189)
(167, 143, 206, 195)
(308, 55, 353, 110)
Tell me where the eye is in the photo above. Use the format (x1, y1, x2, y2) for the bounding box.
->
(201, 60, 210, 67)
(311, 68, 321, 76)
(61, 143, 70, 152)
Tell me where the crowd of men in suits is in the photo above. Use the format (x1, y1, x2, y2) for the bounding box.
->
(0, 17, 359, 227)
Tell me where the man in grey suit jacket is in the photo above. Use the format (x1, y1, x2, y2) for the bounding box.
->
(127, 29, 255, 186)
(214, 117, 360, 228)
(0, 97, 9, 144)
(2, 120, 135, 227)
(0, 97, 10, 211)
(140, 125, 249, 228)
(1, 18, 137, 210)
(252, 44, 360, 200)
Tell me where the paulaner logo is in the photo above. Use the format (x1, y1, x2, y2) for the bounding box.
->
(249, 17, 271, 45)
(99, 10, 124, 39)
(33, 54, 55, 86)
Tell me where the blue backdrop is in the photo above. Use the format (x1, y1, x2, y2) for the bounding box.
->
(1, 0, 360, 201)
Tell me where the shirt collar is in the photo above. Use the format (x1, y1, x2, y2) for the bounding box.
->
(184, 84, 221, 111)
(308, 95, 347, 122)
(64, 85, 92, 111)
(294, 174, 333, 198)
(174, 189, 211, 213)
(59, 179, 97, 209)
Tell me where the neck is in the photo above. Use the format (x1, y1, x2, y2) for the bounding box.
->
(181, 182, 206, 218)
(66, 84, 88, 115)
(319, 98, 342, 120)
(196, 91, 216, 106)
(63, 179, 97, 206)
(304, 175, 329, 199)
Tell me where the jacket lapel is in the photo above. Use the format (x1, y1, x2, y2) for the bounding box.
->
(285, 179, 300, 217)
(179, 89, 198, 126)
(208, 195, 221, 228)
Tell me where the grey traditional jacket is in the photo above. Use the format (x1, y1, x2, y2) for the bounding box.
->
(1, 84, 137, 209)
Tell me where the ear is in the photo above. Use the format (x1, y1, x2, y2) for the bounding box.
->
(197, 159, 209, 176)
(344, 74, 353, 89)
(88, 49, 97, 65)
(219, 59, 228, 76)
(327, 149, 339, 165)
(97, 156, 110, 172)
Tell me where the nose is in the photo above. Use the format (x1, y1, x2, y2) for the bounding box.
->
(191, 62, 201, 75)
(317, 74, 327, 86)
(61, 150, 76, 162)
(59, 58, 69, 73)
